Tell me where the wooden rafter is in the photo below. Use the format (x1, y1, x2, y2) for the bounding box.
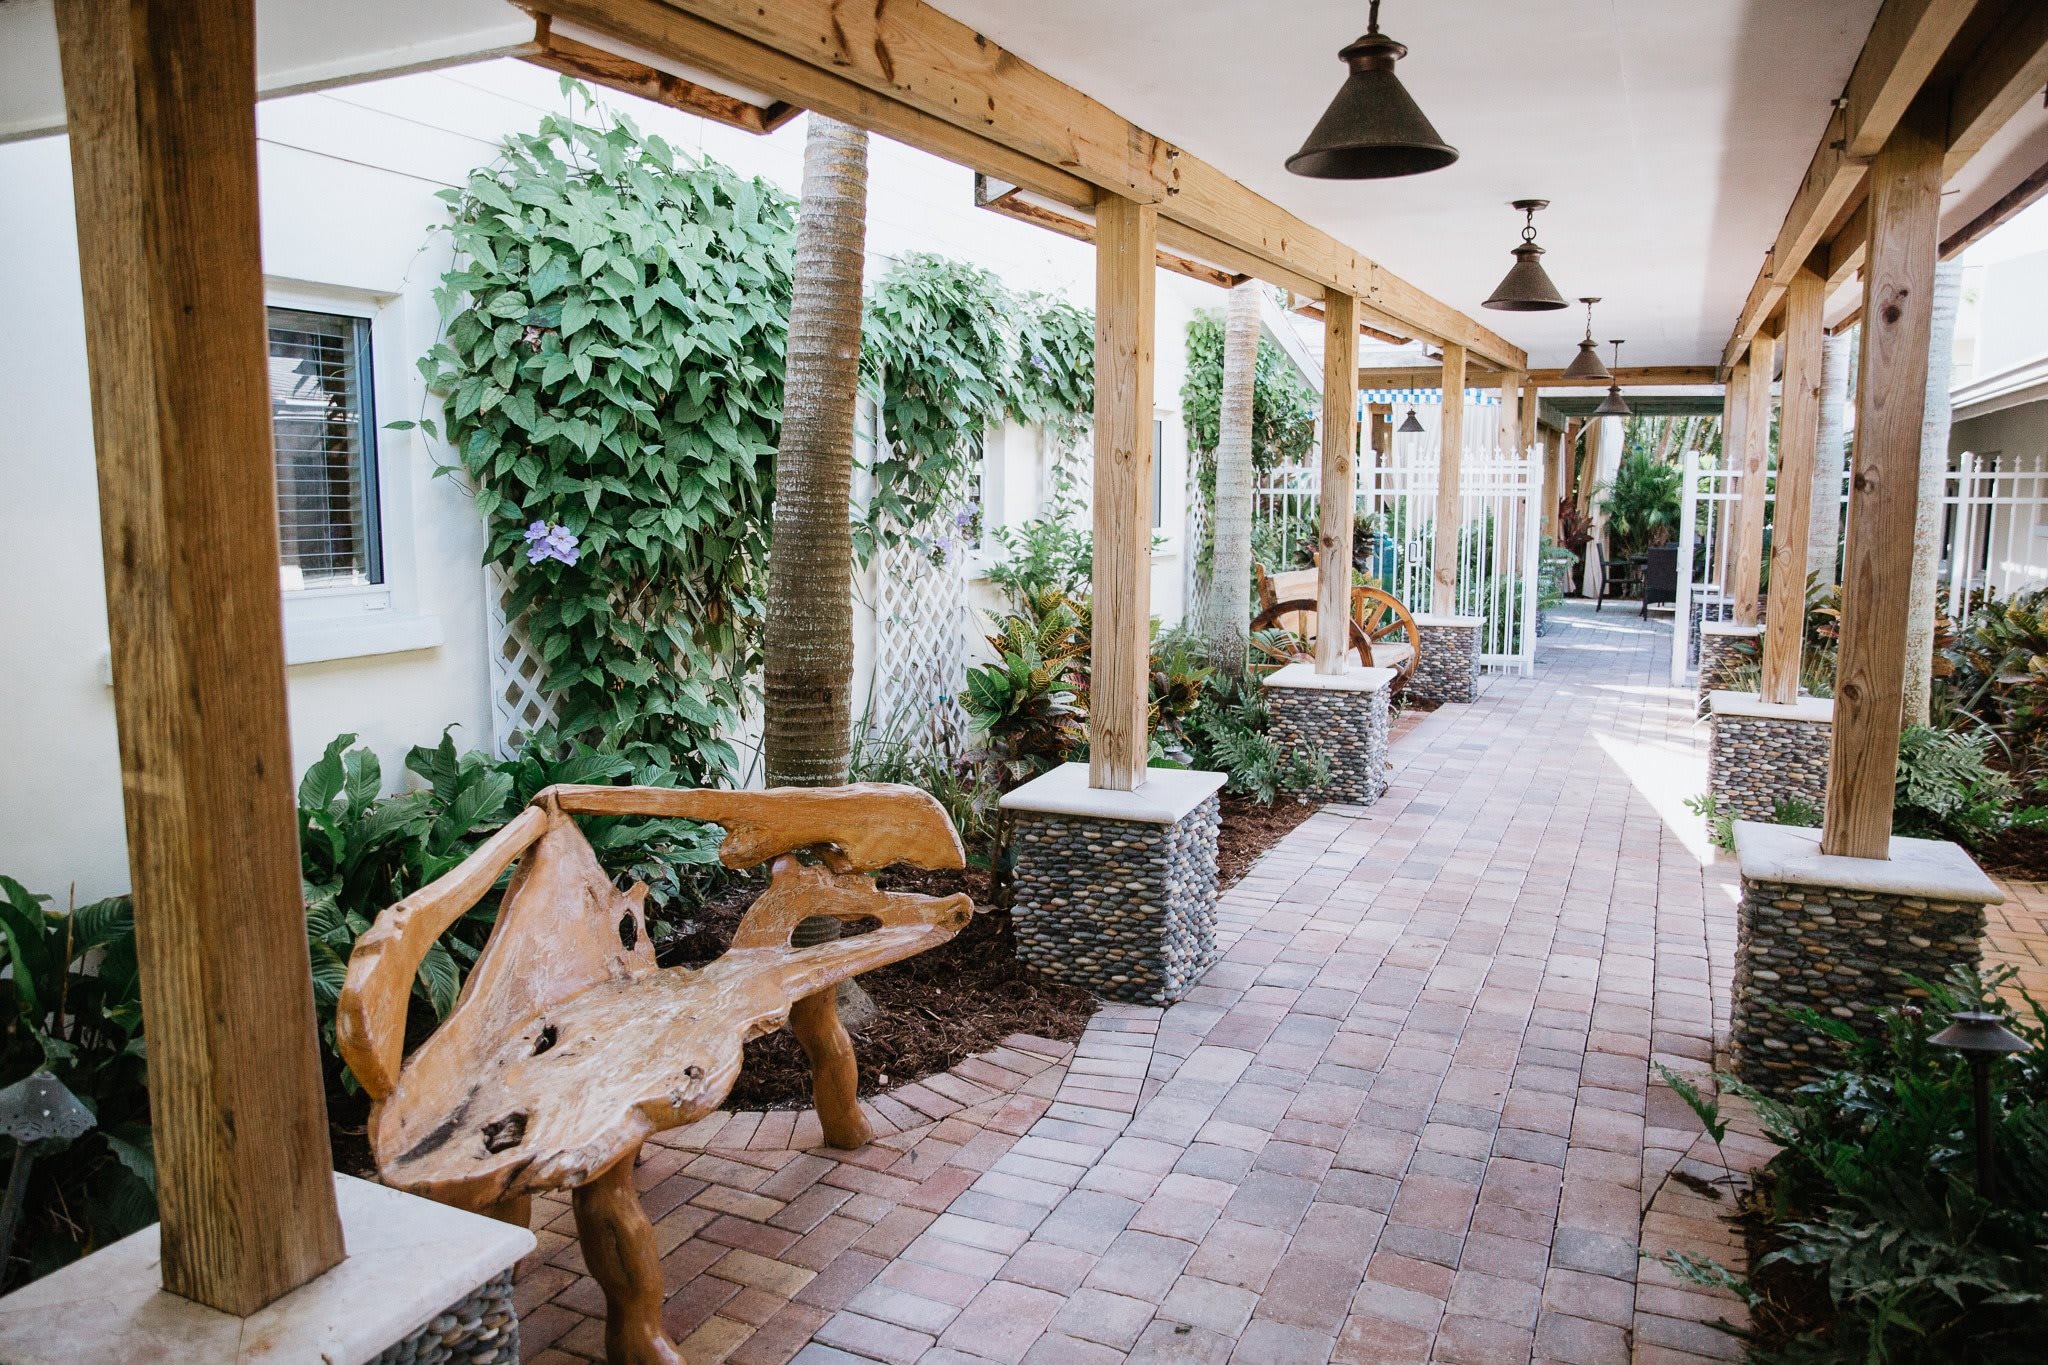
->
(1720, 0, 1979, 371)
(524, 17, 799, 134)
(973, 177, 1240, 291)
(1525, 365, 1722, 388)
(521, 0, 1526, 370)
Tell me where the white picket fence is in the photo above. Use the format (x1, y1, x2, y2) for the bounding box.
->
(1253, 419, 1544, 675)
(1671, 445, 2048, 683)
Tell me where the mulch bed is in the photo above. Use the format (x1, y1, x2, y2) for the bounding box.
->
(1974, 824, 2048, 880)
(656, 867, 1095, 1111)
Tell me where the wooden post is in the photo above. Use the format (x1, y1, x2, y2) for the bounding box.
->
(1760, 269, 1826, 704)
(1727, 344, 1766, 624)
(1316, 293, 1360, 673)
(1089, 194, 1156, 791)
(1433, 344, 1469, 614)
(1518, 381, 1540, 460)
(53, 0, 346, 1314)
(1823, 93, 1945, 860)
(1496, 371, 1525, 451)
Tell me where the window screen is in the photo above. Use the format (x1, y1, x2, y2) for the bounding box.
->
(268, 307, 381, 589)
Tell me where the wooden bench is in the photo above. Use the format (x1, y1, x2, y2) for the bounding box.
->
(1252, 564, 1421, 687)
(337, 783, 973, 1365)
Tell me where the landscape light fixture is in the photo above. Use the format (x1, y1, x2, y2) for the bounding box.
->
(1930, 1010, 2030, 1196)
(1398, 407, 1425, 433)
(1286, 0, 1458, 180)
(1562, 298, 1612, 380)
(1483, 200, 1569, 311)
(1592, 341, 1631, 417)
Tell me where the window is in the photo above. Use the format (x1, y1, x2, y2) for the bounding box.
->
(267, 307, 381, 590)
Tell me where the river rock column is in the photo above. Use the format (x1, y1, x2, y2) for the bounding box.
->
(1000, 765, 1225, 1005)
(1262, 662, 1393, 805)
(1730, 823, 2004, 1094)
(1697, 620, 1763, 709)
(1407, 613, 1482, 703)
(1708, 692, 1834, 823)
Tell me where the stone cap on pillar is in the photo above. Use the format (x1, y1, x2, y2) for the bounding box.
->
(999, 761, 1227, 824)
(1260, 662, 1397, 694)
(1732, 822, 2005, 905)
(1411, 613, 1483, 628)
(1700, 621, 1764, 638)
(0, 1173, 535, 1364)
(1707, 691, 1835, 723)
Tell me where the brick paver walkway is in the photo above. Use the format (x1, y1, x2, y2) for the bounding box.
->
(514, 603, 1826, 1363)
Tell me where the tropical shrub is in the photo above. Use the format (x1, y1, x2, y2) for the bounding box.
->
(1947, 587, 2048, 781)
(0, 879, 153, 1286)
(1599, 448, 1682, 555)
(983, 500, 1093, 603)
(1663, 967, 2048, 1363)
(1893, 724, 2016, 845)
(1184, 673, 1328, 803)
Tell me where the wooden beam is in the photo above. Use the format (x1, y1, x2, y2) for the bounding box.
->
(1433, 344, 1468, 615)
(1761, 270, 1827, 704)
(1088, 195, 1155, 792)
(1721, 0, 1978, 370)
(53, 0, 345, 1315)
(1731, 337, 1777, 624)
(1525, 365, 1723, 388)
(1941, 155, 2048, 260)
(1358, 364, 1503, 391)
(1316, 294, 1360, 674)
(528, 0, 1526, 369)
(972, 180, 1241, 289)
(524, 17, 799, 133)
(1943, 0, 2048, 173)
(1824, 94, 1946, 859)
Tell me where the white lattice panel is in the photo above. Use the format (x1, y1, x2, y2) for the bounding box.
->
(870, 521, 970, 756)
(486, 562, 558, 757)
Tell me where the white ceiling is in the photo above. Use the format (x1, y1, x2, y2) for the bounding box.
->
(930, 0, 1884, 368)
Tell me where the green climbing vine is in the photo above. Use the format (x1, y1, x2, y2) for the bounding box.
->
(858, 253, 1095, 557)
(409, 95, 794, 783)
(413, 92, 1099, 780)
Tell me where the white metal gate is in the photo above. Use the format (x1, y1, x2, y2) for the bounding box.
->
(1252, 405, 1544, 677)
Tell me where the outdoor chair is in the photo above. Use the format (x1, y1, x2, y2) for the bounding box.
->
(1640, 545, 1679, 617)
(1591, 543, 1640, 611)
(336, 783, 971, 1365)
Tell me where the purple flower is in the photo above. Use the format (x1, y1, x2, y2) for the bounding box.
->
(523, 520, 581, 567)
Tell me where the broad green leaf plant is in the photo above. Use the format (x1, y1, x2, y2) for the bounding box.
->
(412, 91, 796, 783)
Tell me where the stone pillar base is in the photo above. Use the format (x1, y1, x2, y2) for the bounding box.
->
(1730, 823, 2004, 1094)
(1408, 613, 1482, 703)
(1686, 595, 1735, 668)
(1708, 692, 1833, 823)
(1001, 763, 1225, 1005)
(1262, 662, 1393, 805)
(1697, 621, 1763, 708)
(0, 1174, 533, 1363)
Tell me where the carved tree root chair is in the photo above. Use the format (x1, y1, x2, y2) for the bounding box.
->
(336, 783, 973, 1365)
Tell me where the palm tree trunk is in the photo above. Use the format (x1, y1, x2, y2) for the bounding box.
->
(1901, 261, 1963, 727)
(1807, 331, 1851, 586)
(1201, 281, 1262, 677)
(766, 116, 868, 787)
(766, 117, 873, 1027)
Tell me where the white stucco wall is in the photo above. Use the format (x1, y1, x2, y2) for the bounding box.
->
(0, 58, 1218, 900)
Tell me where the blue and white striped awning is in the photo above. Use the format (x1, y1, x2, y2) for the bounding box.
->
(1362, 387, 1502, 405)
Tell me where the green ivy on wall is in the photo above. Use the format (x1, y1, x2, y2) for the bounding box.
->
(859, 253, 1095, 557)
(408, 98, 795, 783)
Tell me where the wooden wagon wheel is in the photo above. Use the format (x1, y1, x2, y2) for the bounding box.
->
(1248, 598, 1374, 675)
(1350, 586, 1422, 693)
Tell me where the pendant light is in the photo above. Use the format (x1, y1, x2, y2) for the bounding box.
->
(1592, 340, 1631, 417)
(1482, 200, 1569, 312)
(1562, 297, 1611, 380)
(1286, 0, 1458, 180)
(1398, 407, 1425, 433)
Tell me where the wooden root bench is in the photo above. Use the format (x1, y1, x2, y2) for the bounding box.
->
(336, 783, 973, 1365)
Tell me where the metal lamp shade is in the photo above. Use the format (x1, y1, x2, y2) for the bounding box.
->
(1484, 243, 1568, 312)
(1286, 33, 1458, 180)
(1562, 337, 1611, 381)
(1398, 408, 1425, 433)
(1592, 384, 1631, 418)
(1931, 1012, 2031, 1056)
